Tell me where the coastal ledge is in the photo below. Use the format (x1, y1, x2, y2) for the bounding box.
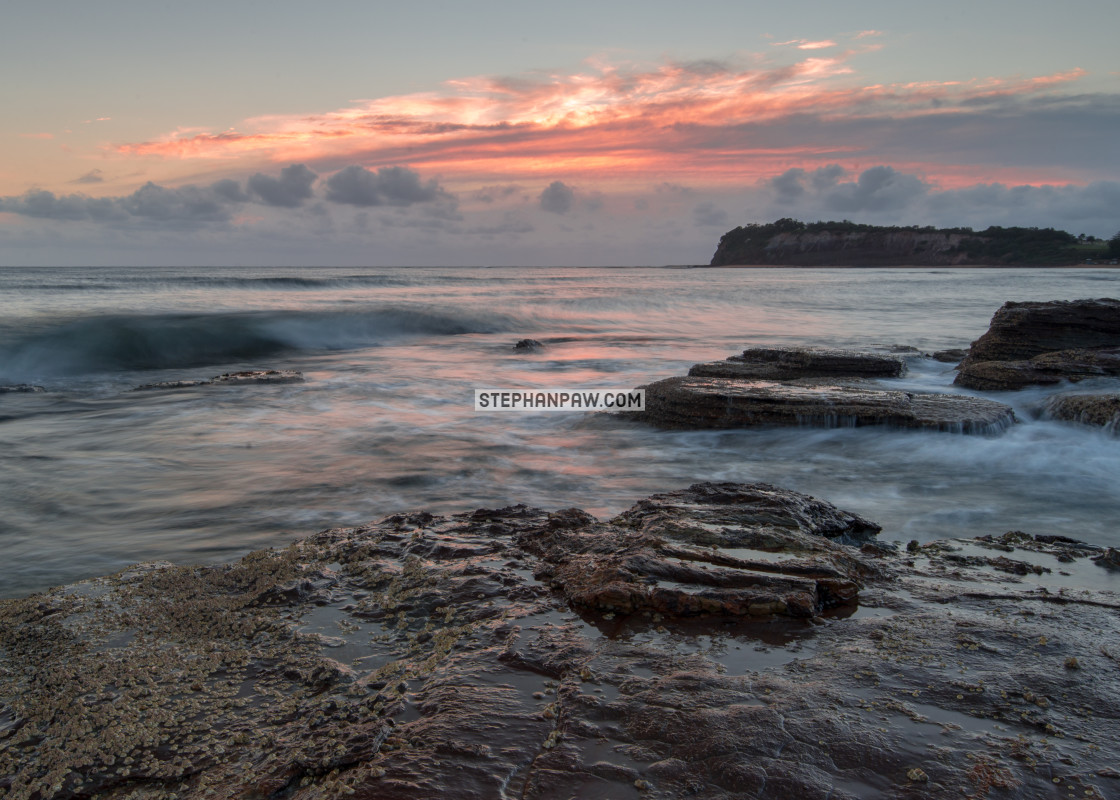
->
(3, 483, 1119, 799)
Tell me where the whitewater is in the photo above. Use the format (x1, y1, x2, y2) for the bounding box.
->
(1, 264, 1118, 598)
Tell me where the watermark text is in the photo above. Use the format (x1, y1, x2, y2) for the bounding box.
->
(475, 388, 645, 411)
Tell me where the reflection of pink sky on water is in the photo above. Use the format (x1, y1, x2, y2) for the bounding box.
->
(2, 265, 1120, 598)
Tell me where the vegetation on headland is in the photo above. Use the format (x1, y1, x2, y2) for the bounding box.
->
(710, 218, 1118, 266)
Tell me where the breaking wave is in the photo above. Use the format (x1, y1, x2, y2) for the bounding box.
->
(0, 306, 522, 380)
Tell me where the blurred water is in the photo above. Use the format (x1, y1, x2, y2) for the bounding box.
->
(1, 265, 1118, 597)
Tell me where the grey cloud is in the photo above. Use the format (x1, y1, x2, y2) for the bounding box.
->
(212, 178, 250, 203)
(822, 166, 930, 212)
(247, 164, 317, 208)
(693, 201, 730, 227)
(654, 182, 695, 196)
(71, 169, 105, 185)
(325, 165, 450, 207)
(929, 180, 1120, 227)
(119, 182, 230, 223)
(771, 165, 849, 204)
(472, 184, 521, 204)
(0, 190, 125, 222)
(770, 169, 807, 203)
(468, 215, 535, 236)
(811, 164, 846, 191)
(0, 179, 248, 227)
(760, 164, 1120, 236)
(539, 181, 574, 214)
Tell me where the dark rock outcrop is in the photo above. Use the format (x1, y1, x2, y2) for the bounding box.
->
(514, 339, 544, 351)
(1041, 393, 1120, 431)
(689, 346, 905, 381)
(962, 299, 1120, 362)
(955, 299, 1120, 390)
(3, 484, 1119, 799)
(634, 376, 1015, 433)
(134, 369, 304, 391)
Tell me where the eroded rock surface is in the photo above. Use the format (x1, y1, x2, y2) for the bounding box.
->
(1040, 393, 1120, 431)
(134, 370, 304, 391)
(634, 376, 1015, 433)
(955, 299, 1120, 390)
(689, 347, 905, 381)
(3, 483, 1119, 800)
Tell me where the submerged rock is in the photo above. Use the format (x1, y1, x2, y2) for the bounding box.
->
(0, 385, 46, 394)
(689, 346, 905, 381)
(134, 369, 304, 391)
(955, 299, 1120, 389)
(1040, 393, 1120, 431)
(2, 483, 1119, 799)
(514, 338, 544, 351)
(931, 348, 968, 363)
(634, 376, 1015, 433)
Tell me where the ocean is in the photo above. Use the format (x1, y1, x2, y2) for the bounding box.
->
(1, 265, 1118, 599)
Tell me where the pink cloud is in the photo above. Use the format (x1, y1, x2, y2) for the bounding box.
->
(773, 39, 838, 50)
(110, 55, 1091, 189)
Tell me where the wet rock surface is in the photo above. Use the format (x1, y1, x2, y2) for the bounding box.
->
(3, 482, 1119, 800)
(956, 348, 1120, 391)
(633, 376, 1015, 433)
(689, 347, 905, 381)
(514, 339, 544, 351)
(1040, 393, 1120, 432)
(134, 370, 304, 391)
(955, 299, 1120, 390)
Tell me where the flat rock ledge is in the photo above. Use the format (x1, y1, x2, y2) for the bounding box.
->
(955, 299, 1120, 390)
(689, 347, 906, 381)
(134, 370, 304, 391)
(3, 482, 1119, 800)
(1041, 393, 1120, 432)
(633, 376, 1015, 433)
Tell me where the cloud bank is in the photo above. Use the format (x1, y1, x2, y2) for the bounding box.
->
(108, 53, 1115, 190)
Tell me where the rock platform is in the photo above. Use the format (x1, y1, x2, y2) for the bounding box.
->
(3, 483, 1119, 800)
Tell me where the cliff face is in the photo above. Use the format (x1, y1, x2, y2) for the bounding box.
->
(710, 221, 1087, 266)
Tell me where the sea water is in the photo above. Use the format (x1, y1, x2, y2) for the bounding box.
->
(1, 265, 1118, 598)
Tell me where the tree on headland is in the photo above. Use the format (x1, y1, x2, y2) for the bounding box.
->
(1108, 231, 1120, 258)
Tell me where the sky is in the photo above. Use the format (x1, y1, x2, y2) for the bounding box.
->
(1, 0, 1118, 266)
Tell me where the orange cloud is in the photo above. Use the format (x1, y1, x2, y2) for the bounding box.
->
(111, 56, 1090, 188)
